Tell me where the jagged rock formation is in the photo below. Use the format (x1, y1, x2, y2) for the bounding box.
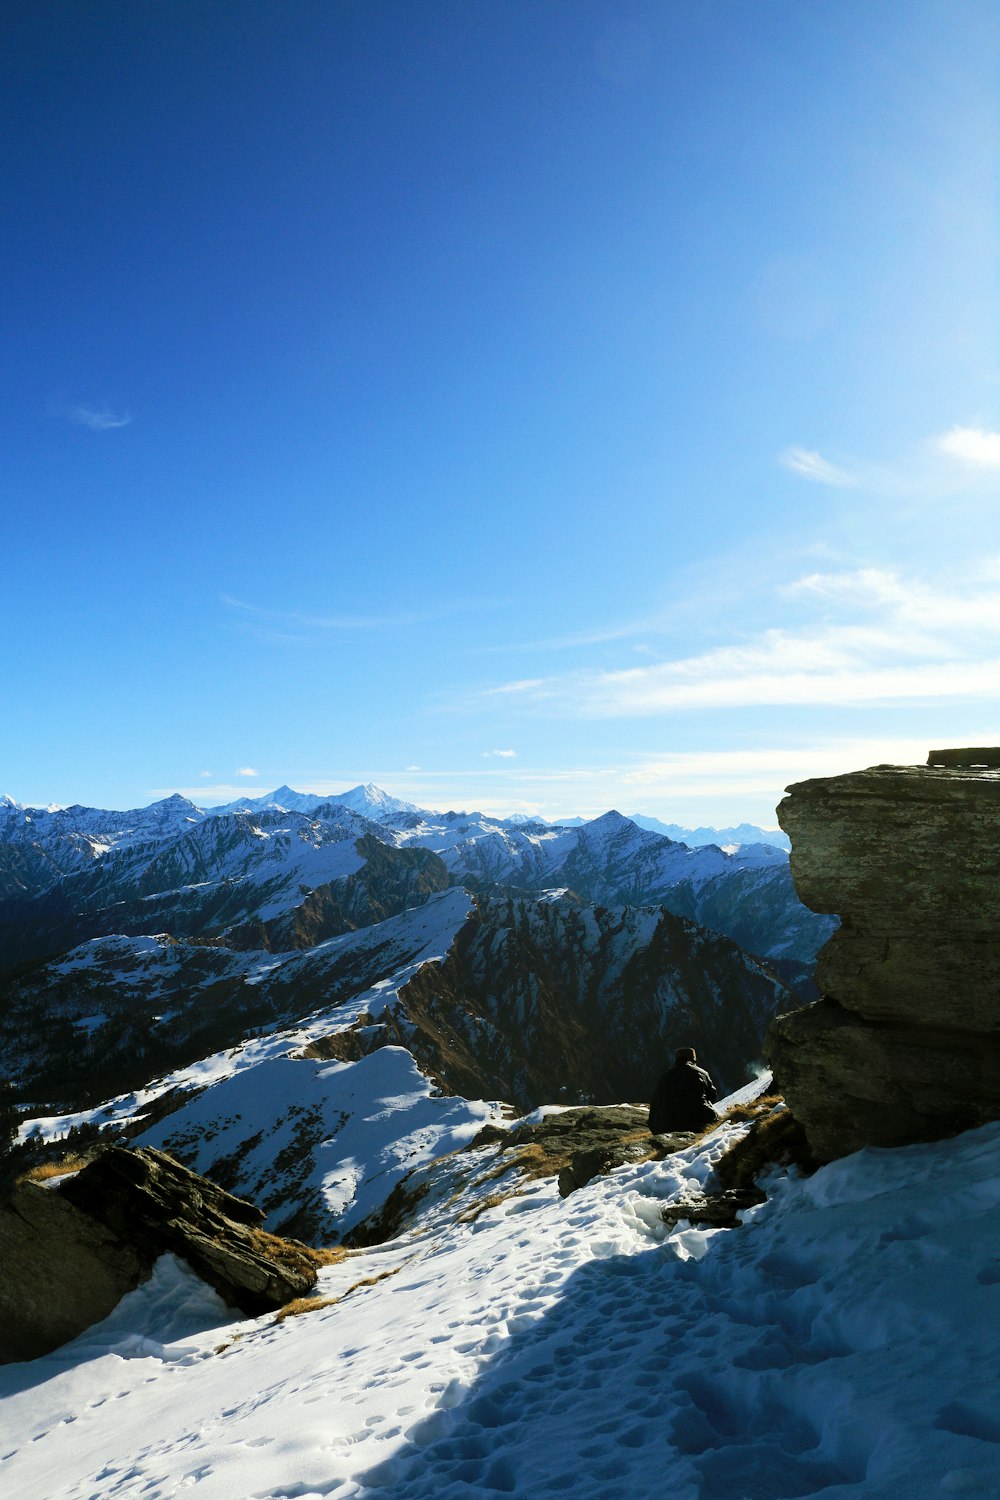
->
(319, 894, 794, 1108)
(766, 755, 1000, 1159)
(0, 1147, 317, 1361)
(59, 1148, 319, 1312)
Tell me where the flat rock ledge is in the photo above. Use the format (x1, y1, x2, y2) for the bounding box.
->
(767, 757, 1000, 1160)
(1, 1146, 317, 1364)
(476, 1104, 691, 1197)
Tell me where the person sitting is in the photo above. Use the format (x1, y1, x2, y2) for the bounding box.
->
(648, 1046, 718, 1134)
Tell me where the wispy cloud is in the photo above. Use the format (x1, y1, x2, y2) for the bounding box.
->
(199, 770, 213, 779)
(154, 733, 979, 826)
(779, 446, 858, 488)
(222, 593, 490, 640)
(237, 766, 259, 778)
(70, 404, 132, 431)
(935, 426, 1000, 469)
(780, 425, 1000, 498)
(482, 749, 517, 758)
(484, 566, 1000, 717)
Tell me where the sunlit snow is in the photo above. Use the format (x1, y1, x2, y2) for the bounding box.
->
(2, 1117, 998, 1499)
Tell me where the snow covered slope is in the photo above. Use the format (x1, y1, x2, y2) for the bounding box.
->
(136, 1046, 504, 1239)
(2, 1112, 997, 1500)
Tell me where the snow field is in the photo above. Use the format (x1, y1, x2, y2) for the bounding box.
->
(2, 1120, 999, 1499)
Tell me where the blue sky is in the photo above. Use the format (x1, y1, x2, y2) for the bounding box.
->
(3, 0, 999, 825)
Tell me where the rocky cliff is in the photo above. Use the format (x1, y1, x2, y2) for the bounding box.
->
(766, 752, 1000, 1159)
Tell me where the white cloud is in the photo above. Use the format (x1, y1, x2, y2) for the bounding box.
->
(779, 446, 857, 487)
(199, 770, 213, 779)
(486, 567, 1000, 718)
(935, 426, 1000, 469)
(237, 767, 259, 778)
(780, 426, 1000, 500)
(70, 404, 132, 431)
(619, 738, 937, 798)
(482, 749, 517, 758)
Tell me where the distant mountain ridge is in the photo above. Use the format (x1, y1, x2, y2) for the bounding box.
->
(627, 813, 790, 851)
(0, 785, 830, 978)
(2, 784, 788, 849)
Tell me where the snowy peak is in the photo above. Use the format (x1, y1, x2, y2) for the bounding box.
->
(209, 784, 425, 820)
(628, 813, 790, 851)
(330, 783, 421, 819)
(147, 794, 205, 817)
(206, 785, 324, 816)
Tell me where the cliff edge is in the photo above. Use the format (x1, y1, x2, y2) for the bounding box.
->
(766, 750, 1000, 1159)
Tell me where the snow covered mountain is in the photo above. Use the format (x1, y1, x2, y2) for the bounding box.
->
(402, 808, 826, 963)
(209, 782, 422, 821)
(0, 790, 830, 973)
(0, 805, 401, 968)
(0, 793, 208, 896)
(0, 784, 825, 1132)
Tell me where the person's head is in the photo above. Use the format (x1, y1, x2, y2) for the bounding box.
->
(676, 1046, 697, 1063)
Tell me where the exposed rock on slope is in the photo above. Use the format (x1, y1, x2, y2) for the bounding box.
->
(0, 1177, 148, 1362)
(767, 755, 1000, 1159)
(59, 1147, 318, 1312)
(0, 1147, 316, 1362)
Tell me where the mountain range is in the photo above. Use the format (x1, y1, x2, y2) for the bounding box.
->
(1, 783, 833, 1136)
(2, 782, 994, 1500)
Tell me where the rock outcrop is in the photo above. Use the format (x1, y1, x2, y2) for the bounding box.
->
(766, 754, 1000, 1159)
(0, 1147, 318, 1362)
(0, 1178, 149, 1363)
(59, 1147, 318, 1312)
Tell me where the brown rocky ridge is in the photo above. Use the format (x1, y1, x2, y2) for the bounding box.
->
(766, 749, 1000, 1160)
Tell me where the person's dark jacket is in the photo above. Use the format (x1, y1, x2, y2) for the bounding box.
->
(648, 1060, 718, 1134)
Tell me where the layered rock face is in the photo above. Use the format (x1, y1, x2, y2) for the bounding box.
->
(766, 756, 1000, 1160)
(0, 1147, 317, 1362)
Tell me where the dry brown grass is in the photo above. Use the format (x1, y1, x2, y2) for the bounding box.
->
(455, 1191, 519, 1224)
(244, 1227, 350, 1275)
(714, 1098, 815, 1192)
(494, 1127, 657, 1184)
(21, 1154, 91, 1183)
(272, 1265, 402, 1323)
(718, 1092, 785, 1125)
